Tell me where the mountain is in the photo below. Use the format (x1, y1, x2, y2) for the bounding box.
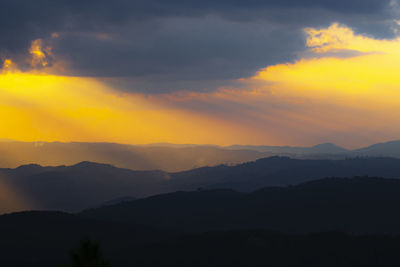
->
(310, 142, 349, 153)
(169, 156, 400, 191)
(5, 157, 400, 213)
(355, 140, 400, 157)
(229, 140, 400, 159)
(100, 196, 137, 207)
(0, 162, 170, 213)
(227, 142, 349, 155)
(0, 141, 271, 172)
(81, 177, 400, 234)
(229, 139, 400, 164)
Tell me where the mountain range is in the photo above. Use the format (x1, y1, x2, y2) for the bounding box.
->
(1, 140, 400, 172)
(4, 157, 400, 213)
(227, 142, 349, 154)
(0, 141, 271, 172)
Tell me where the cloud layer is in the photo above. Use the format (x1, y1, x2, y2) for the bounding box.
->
(2, 23, 400, 147)
(1, 0, 399, 92)
(2, 3, 400, 147)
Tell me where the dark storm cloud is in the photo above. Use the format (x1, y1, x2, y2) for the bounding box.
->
(53, 18, 301, 77)
(0, 0, 397, 92)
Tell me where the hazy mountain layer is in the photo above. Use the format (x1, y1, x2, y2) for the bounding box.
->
(0, 141, 271, 172)
(2, 140, 400, 173)
(0, 162, 169, 213)
(3, 157, 400, 213)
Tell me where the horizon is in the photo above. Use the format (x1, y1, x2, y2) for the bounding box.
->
(1, 138, 400, 150)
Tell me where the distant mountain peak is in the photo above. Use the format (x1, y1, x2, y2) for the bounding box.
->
(312, 142, 338, 148)
(355, 140, 400, 155)
(311, 143, 348, 153)
(72, 161, 115, 169)
(15, 163, 43, 170)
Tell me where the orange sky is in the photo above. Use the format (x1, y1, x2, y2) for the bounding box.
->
(1, 23, 400, 148)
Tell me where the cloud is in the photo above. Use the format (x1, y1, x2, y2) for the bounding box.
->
(2, 23, 400, 147)
(0, 0, 398, 92)
(29, 39, 53, 68)
(142, 23, 400, 147)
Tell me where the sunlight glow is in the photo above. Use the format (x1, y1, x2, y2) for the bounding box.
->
(254, 23, 400, 107)
(0, 65, 247, 145)
(1, 23, 400, 148)
(155, 23, 400, 147)
(29, 39, 50, 67)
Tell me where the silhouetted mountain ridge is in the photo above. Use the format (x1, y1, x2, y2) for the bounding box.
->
(0, 210, 171, 267)
(4, 210, 400, 267)
(355, 140, 400, 157)
(228, 142, 349, 154)
(4, 177, 400, 266)
(81, 177, 400, 234)
(5, 157, 400, 213)
(0, 161, 170, 213)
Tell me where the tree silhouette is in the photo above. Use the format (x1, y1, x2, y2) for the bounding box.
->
(61, 238, 110, 267)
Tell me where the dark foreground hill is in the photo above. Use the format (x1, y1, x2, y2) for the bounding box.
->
(4, 157, 400, 213)
(81, 177, 400, 234)
(0, 211, 171, 267)
(135, 231, 400, 267)
(3, 218, 400, 267)
(4, 178, 400, 266)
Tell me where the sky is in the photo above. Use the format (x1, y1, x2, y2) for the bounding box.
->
(1, 0, 400, 148)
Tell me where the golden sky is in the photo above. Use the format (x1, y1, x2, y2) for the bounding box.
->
(1, 23, 400, 148)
